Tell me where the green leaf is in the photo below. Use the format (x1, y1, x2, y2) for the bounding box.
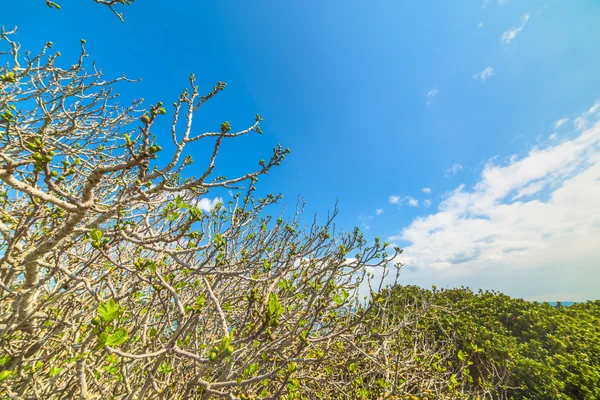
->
(0, 355, 11, 366)
(219, 332, 233, 352)
(287, 362, 298, 374)
(158, 361, 173, 374)
(0, 370, 11, 382)
(249, 362, 259, 375)
(450, 374, 459, 385)
(195, 294, 205, 310)
(90, 228, 103, 242)
(268, 293, 283, 318)
(333, 293, 343, 306)
(106, 328, 128, 347)
(97, 331, 109, 350)
(174, 195, 188, 209)
(49, 367, 63, 378)
(98, 298, 121, 323)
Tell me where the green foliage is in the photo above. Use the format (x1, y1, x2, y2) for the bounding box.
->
(221, 121, 231, 133)
(105, 328, 128, 347)
(158, 362, 173, 375)
(89, 228, 106, 249)
(97, 298, 122, 323)
(0, 355, 11, 366)
(0, 370, 12, 382)
(265, 292, 284, 327)
(376, 285, 600, 400)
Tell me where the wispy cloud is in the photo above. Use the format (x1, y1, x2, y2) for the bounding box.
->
(376, 208, 384, 216)
(422, 187, 432, 194)
(390, 101, 600, 301)
(426, 89, 438, 106)
(575, 103, 599, 130)
(424, 199, 432, 208)
(553, 118, 568, 129)
(473, 66, 495, 81)
(390, 195, 420, 208)
(445, 163, 464, 177)
(501, 14, 530, 44)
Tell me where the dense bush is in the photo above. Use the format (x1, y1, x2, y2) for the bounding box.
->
(372, 285, 600, 399)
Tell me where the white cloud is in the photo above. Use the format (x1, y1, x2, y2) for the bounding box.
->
(376, 209, 384, 216)
(575, 117, 587, 130)
(424, 199, 432, 208)
(549, 133, 558, 141)
(473, 66, 495, 81)
(389, 101, 600, 301)
(554, 118, 568, 129)
(445, 163, 463, 177)
(501, 14, 530, 44)
(426, 89, 438, 106)
(390, 196, 421, 208)
(574, 103, 600, 130)
(196, 197, 223, 212)
(422, 187, 432, 194)
(503, 29, 522, 43)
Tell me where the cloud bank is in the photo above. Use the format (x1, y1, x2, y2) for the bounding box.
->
(391, 102, 600, 301)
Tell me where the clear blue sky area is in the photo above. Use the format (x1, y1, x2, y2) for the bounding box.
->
(4, 0, 600, 300)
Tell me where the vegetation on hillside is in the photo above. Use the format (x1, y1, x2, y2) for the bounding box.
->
(363, 285, 600, 399)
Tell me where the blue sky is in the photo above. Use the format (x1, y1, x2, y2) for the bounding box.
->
(5, 0, 600, 300)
